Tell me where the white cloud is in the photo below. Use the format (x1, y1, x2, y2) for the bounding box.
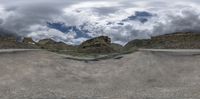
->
(0, 0, 200, 45)
(68, 1, 121, 9)
(27, 24, 87, 45)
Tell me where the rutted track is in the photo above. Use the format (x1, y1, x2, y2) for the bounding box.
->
(0, 49, 200, 99)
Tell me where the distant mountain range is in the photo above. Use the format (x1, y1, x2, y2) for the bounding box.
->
(0, 32, 200, 54)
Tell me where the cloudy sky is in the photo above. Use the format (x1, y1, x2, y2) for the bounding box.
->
(0, 0, 200, 45)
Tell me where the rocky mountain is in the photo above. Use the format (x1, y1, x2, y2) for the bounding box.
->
(78, 36, 122, 53)
(124, 32, 200, 50)
(111, 43, 123, 52)
(1, 32, 200, 54)
(37, 39, 76, 51)
(22, 38, 39, 48)
(0, 36, 38, 49)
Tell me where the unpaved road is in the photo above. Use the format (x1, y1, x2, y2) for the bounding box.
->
(0, 49, 39, 53)
(0, 49, 200, 99)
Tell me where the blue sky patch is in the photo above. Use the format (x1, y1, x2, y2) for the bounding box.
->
(123, 11, 153, 23)
(47, 22, 90, 39)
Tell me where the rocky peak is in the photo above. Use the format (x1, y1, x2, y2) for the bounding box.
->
(22, 38, 36, 45)
(37, 39, 56, 45)
(80, 36, 111, 48)
(78, 36, 117, 53)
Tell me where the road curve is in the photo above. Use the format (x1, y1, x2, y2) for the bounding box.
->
(0, 49, 199, 99)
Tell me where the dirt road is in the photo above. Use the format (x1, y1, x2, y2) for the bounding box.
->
(0, 49, 200, 99)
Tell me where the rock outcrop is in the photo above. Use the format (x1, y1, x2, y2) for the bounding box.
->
(78, 36, 118, 53)
(22, 38, 36, 45)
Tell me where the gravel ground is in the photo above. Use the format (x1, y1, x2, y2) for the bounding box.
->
(0, 49, 200, 99)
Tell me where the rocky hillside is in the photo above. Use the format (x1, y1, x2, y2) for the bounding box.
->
(0, 36, 122, 54)
(78, 36, 122, 53)
(124, 32, 200, 50)
(37, 39, 76, 51)
(0, 37, 38, 49)
(1, 32, 200, 54)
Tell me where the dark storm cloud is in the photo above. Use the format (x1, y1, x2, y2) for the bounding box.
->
(0, 27, 17, 37)
(0, 19, 3, 24)
(0, 0, 70, 36)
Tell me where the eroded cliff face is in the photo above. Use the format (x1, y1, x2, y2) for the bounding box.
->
(78, 36, 119, 53)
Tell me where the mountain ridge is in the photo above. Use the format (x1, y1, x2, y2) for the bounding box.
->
(0, 32, 200, 54)
(124, 32, 200, 50)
